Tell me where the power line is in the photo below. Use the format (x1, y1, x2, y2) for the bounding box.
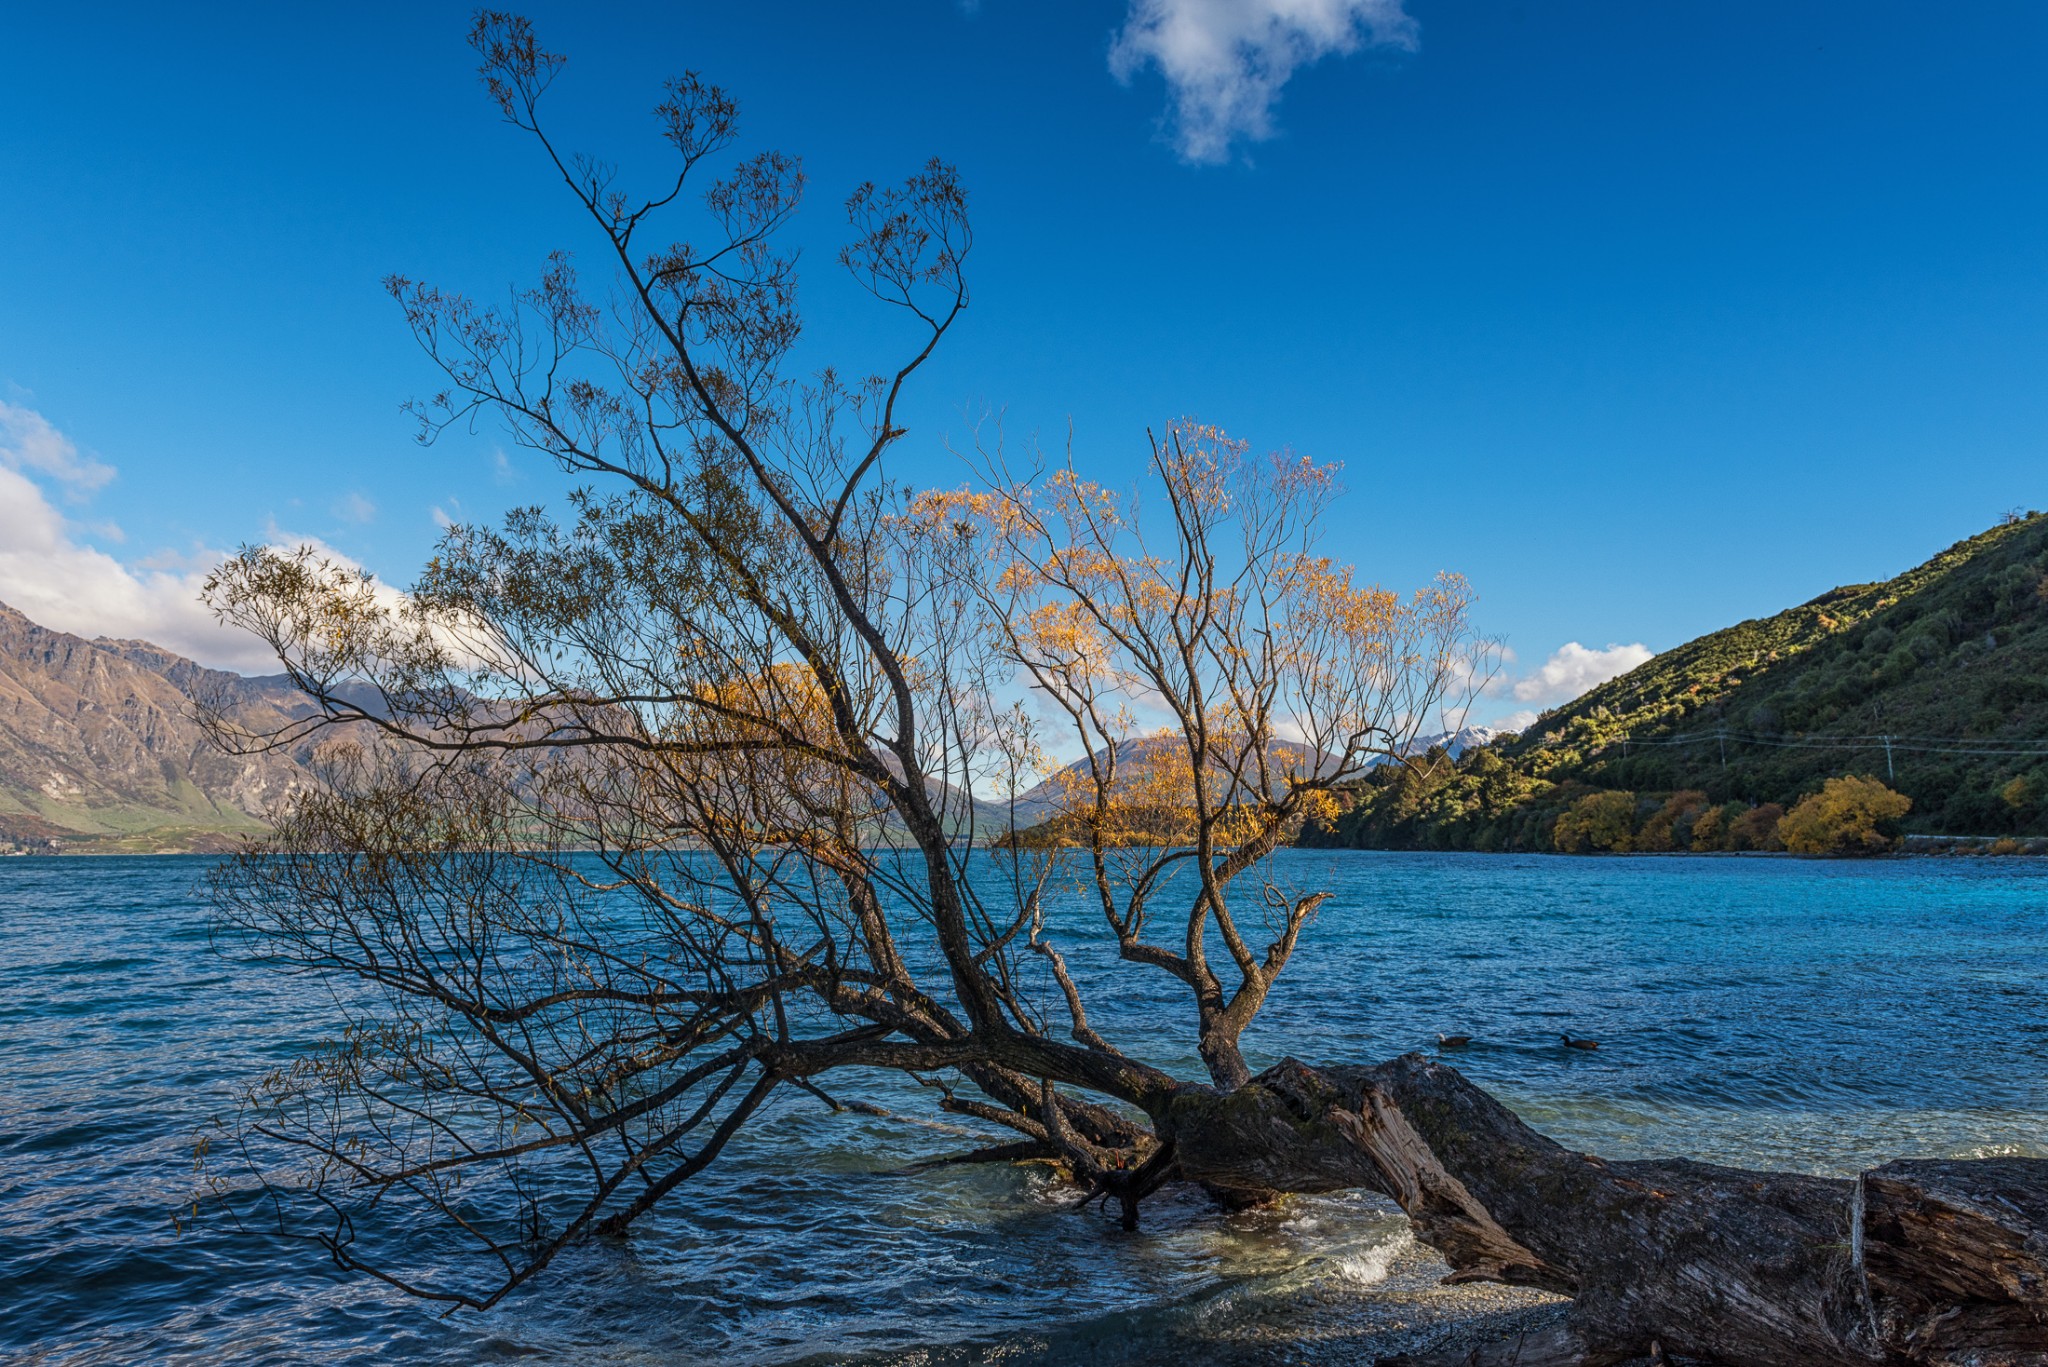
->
(1594, 728, 2048, 760)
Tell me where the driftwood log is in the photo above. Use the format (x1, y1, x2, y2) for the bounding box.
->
(1161, 1054, 2048, 1366)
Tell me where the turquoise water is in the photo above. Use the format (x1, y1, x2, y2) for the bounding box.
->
(3, 851, 2044, 1364)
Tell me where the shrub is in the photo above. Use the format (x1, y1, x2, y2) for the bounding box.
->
(1554, 790, 1638, 853)
(1636, 790, 1709, 852)
(1726, 802, 1786, 852)
(1942, 787, 2002, 832)
(1878, 647, 1919, 684)
(1985, 675, 2048, 709)
(1994, 564, 2043, 615)
(1904, 628, 1945, 663)
(1777, 776, 1912, 856)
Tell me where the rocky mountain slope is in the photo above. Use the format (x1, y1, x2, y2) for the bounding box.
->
(0, 602, 315, 851)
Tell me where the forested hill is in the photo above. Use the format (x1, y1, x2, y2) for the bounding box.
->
(1307, 511, 2048, 852)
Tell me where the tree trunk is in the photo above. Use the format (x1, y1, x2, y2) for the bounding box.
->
(1159, 1054, 2048, 1366)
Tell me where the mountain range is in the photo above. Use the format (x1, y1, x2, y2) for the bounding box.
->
(0, 589, 1536, 858)
(12, 500, 2038, 860)
(0, 603, 319, 852)
(1403, 726, 1501, 760)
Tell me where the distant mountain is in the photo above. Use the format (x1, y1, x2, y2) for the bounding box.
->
(988, 732, 1393, 847)
(1013, 733, 1335, 814)
(0, 600, 1026, 854)
(1001, 728, 1497, 832)
(1396, 726, 1501, 761)
(1309, 513, 2048, 851)
(0, 602, 318, 852)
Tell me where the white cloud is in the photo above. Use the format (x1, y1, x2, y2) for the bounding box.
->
(0, 462, 272, 670)
(1509, 641, 1655, 705)
(0, 399, 114, 494)
(1109, 0, 1418, 164)
(0, 403, 377, 674)
(1470, 641, 1652, 731)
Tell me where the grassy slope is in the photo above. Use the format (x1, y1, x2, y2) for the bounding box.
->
(1312, 513, 2048, 850)
(0, 778, 267, 847)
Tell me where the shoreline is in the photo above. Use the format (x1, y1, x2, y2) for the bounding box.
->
(1053, 1233, 1573, 1367)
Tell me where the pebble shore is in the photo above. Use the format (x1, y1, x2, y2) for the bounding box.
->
(853, 1230, 1571, 1366)
(1176, 1235, 1570, 1366)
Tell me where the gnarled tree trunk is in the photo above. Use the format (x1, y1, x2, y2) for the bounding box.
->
(1160, 1054, 2048, 1367)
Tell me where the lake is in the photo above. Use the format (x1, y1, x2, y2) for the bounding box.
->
(3, 851, 2044, 1364)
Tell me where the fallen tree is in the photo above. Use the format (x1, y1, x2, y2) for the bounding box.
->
(198, 19, 2045, 1367)
(1171, 1055, 2048, 1365)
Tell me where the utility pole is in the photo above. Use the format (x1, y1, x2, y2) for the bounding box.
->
(1718, 725, 1727, 770)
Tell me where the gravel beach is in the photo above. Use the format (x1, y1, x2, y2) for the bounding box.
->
(1169, 1234, 1570, 1366)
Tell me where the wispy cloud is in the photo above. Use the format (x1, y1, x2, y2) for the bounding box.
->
(1109, 0, 1418, 164)
(331, 491, 377, 525)
(0, 398, 114, 495)
(0, 402, 370, 673)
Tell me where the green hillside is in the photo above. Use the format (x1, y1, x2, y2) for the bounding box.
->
(1308, 512, 2048, 852)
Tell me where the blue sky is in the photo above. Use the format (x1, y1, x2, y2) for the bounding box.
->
(2, 1, 2044, 725)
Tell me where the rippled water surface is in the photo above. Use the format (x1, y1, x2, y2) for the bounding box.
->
(4, 852, 2045, 1364)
